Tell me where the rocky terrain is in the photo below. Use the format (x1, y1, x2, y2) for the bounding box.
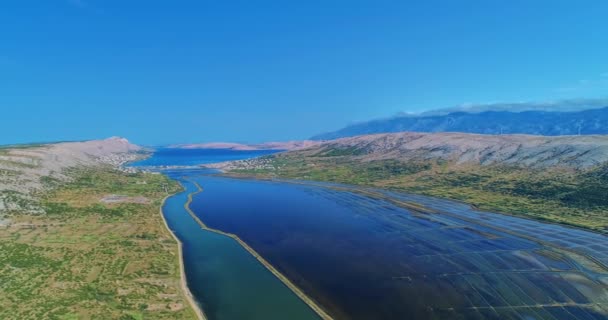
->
(312, 106, 608, 140)
(209, 132, 608, 171)
(0, 137, 144, 215)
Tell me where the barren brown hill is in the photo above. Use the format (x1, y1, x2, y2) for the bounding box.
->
(0, 137, 144, 213)
(209, 132, 608, 171)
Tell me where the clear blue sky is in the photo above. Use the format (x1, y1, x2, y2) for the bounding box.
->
(1, 0, 607, 145)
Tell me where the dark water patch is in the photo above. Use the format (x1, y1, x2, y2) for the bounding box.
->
(140, 149, 608, 319)
(188, 176, 608, 320)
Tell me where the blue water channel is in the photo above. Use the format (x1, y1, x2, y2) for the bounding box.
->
(137, 148, 608, 320)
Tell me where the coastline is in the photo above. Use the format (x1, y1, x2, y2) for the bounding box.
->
(159, 192, 208, 320)
(183, 179, 333, 320)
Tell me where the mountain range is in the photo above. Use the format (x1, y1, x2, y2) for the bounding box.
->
(312, 106, 608, 140)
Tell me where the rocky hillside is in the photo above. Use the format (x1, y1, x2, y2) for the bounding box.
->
(312, 107, 608, 140)
(212, 132, 608, 170)
(0, 137, 143, 214)
(316, 132, 608, 168)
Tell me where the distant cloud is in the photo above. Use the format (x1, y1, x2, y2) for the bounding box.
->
(396, 98, 608, 117)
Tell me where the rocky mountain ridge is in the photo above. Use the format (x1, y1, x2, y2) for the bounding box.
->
(312, 107, 608, 140)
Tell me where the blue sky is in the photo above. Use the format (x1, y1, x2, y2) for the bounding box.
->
(1, 0, 607, 145)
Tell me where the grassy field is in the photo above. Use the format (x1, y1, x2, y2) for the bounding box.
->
(0, 167, 199, 320)
(228, 153, 608, 233)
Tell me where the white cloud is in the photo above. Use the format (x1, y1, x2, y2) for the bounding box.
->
(408, 98, 608, 117)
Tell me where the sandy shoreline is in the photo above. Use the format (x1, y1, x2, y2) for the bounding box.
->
(159, 193, 207, 320)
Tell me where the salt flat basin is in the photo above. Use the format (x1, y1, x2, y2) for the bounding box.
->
(162, 177, 322, 320)
(188, 174, 608, 320)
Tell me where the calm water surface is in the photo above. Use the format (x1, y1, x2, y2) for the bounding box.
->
(138, 149, 319, 320)
(144, 149, 608, 320)
(187, 178, 608, 320)
(163, 176, 320, 320)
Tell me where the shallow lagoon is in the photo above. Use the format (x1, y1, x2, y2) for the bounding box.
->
(162, 174, 321, 320)
(189, 175, 608, 320)
(139, 149, 608, 320)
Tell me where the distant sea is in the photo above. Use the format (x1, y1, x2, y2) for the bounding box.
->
(130, 147, 281, 167)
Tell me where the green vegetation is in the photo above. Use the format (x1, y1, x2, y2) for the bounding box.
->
(230, 154, 608, 232)
(0, 167, 198, 320)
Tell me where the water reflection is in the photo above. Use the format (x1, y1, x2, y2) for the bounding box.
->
(189, 175, 608, 320)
